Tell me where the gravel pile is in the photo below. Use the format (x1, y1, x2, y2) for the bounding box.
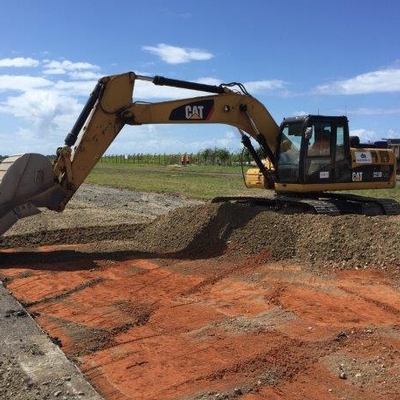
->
(134, 202, 400, 270)
(2, 184, 400, 271)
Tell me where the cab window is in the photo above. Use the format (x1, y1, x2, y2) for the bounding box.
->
(336, 125, 345, 161)
(308, 124, 331, 157)
(306, 122, 333, 180)
(277, 123, 302, 182)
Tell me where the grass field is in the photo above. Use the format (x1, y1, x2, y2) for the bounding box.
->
(85, 163, 400, 202)
(85, 163, 253, 199)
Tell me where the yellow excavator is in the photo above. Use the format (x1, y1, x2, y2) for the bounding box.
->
(0, 71, 399, 235)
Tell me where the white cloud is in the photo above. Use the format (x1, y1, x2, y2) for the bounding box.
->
(53, 79, 98, 96)
(0, 57, 39, 68)
(0, 75, 52, 92)
(142, 44, 213, 64)
(314, 68, 400, 95)
(0, 57, 103, 155)
(108, 124, 242, 155)
(349, 127, 400, 143)
(386, 128, 399, 137)
(43, 59, 100, 76)
(189, 131, 240, 151)
(108, 125, 181, 154)
(195, 77, 221, 86)
(68, 70, 102, 80)
(0, 90, 83, 136)
(43, 68, 66, 75)
(242, 79, 287, 94)
(133, 79, 212, 99)
(350, 128, 378, 143)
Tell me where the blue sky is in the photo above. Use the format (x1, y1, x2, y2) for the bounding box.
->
(0, 0, 399, 155)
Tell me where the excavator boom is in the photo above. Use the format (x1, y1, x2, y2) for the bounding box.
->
(53, 72, 280, 211)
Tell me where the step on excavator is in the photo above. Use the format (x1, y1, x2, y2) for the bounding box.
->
(0, 71, 399, 235)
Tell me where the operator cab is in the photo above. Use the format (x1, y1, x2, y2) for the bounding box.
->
(276, 115, 350, 185)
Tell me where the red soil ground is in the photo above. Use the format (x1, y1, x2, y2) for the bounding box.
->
(1, 197, 400, 399)
(1, 246, 399, 399)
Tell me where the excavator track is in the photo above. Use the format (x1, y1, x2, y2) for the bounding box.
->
(211, 193, 400, 216)
(211, 195, 341, 215)
(322, 193, 400, 216)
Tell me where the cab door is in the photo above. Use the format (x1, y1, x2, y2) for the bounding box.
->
(305, 122, 334, 182)
(304, 119, 350, 183)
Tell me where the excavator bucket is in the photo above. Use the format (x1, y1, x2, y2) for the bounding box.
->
(0, 153, 59, 235)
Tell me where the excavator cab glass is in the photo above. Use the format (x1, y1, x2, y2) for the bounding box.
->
(304, 118, 350, 183)
(277, 115, 351, 185)
(306, 123, 333, 181)
(276, 121, 303, 182)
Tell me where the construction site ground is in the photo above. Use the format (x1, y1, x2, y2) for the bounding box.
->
(1, 184, 400, 400)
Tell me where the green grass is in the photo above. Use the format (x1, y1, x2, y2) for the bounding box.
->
(85, 163, 254, 199)
(85, 163, 400, 202)
(341, 187, 400, 202)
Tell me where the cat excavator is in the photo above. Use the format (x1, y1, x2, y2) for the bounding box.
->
(0, 71, 399, 235)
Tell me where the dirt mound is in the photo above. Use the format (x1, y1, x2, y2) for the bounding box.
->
(3, 201, 400, 270)
(135, 202, 400, 270)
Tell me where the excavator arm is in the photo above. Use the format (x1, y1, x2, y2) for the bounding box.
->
(0, 72, 280, 234)
(53, 72, 279, 211)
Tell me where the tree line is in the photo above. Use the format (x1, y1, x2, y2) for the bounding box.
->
(0, 147, 264, 166)
(99, 147, 263, 166)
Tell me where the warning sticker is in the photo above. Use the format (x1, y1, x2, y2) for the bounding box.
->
(319, 171, 329, 179)
(355, 151, 372, 164)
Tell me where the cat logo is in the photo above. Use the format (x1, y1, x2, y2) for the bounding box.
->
(185, 105, 205, 119)
(352, 172, 363, 182)
(169, 99, 214, 121)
